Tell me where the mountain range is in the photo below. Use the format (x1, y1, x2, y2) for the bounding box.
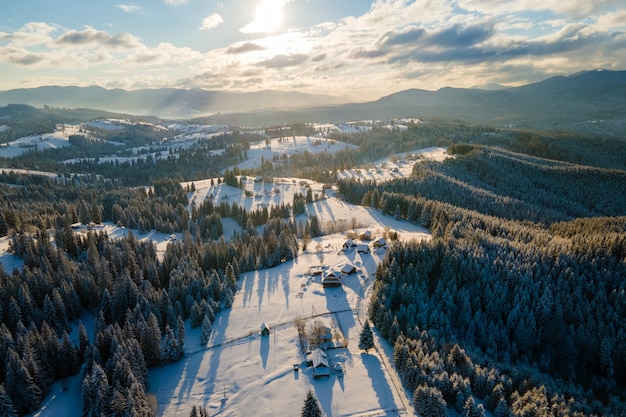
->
(1, 69, 625, 132)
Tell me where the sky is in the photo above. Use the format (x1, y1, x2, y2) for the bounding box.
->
(1, 0, 626, 100)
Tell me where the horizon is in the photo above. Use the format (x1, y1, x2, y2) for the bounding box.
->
(2, 1, 626, 101)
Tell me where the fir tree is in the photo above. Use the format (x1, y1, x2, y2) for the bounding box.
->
(413, 384, 447, 417)
(200, 315, 213, 346)
(301, 390, 322, 417)
(358, 321, 375, 352)
(0, 384, 18, 417)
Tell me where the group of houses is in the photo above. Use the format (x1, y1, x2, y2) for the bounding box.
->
(321, 265, 357, 287)
(342, 230, 388, 255)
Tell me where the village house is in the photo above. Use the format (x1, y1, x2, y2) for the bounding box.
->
(341, 263, 357, 275)
(342, 238, 357, 251)
(322, 269, 342, 287)
(372, 237, 387, 249)
(357, 243, 370, 254)
(307, 348, 330, 379)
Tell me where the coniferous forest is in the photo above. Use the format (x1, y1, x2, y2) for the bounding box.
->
(339, 146, 626, 416)
(0, 173, 305, 415)
(0, 111, 625, 416)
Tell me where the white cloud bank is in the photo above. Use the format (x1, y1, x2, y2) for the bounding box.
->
(199, 13, 224, 31)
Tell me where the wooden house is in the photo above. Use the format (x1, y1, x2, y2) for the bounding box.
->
(310, 348, 330, 378)
(341, 264, 357, 275)
(342, 239, 357, 251)
(357, 243, 370, 254)
(372, 237, 387, 249)
(322, 270, 342, 287)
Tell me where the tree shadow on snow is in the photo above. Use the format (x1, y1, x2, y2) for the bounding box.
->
(361, 352, 395, 412)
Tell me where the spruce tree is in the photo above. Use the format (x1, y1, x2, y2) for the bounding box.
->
(413, 384, 447, 417)
(0, 384, 18, 417)
(358, 321, 375, 352)
(200, 315, 213, 346)
(301, 390, 322, 417)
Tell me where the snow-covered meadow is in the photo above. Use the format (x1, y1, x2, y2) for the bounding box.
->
(0, 124, 78, 158)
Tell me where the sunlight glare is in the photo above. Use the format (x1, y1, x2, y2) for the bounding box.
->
(240, 0, 287, 33)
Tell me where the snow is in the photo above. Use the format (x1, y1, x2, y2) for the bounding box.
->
(0, 124, 77, 158)
(230, 135, 357, 172)
(20, 143, 451, 417)
(337, 146, 450, 182)
(150, 215, 428, 416)
(0, 236, 23, 273)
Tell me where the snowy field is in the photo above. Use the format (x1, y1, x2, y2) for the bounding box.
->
(231, 135, 357, 172)
(337, 146, 450, 182)
(0, 124, 77, 158)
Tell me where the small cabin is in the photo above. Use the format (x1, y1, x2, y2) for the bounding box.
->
(359, 230, 372, 241)
(372, 237, 387, 249)
(260, 322, 270, 336)
(342, 239, 357, 251)
(341, 264, 356, 275)
(357, 243, 370, 254)
(309, 349, 330, 379)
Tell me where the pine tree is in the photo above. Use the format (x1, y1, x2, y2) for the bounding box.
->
(358, 321, 375, 352)
(5, 348, 42, 415)
(413, 384, 447, 417)
(0, 384, 18, 417)
(301, 390, 322, 417)
(200, 315, 213, 346)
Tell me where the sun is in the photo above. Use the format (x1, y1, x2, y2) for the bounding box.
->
(240, 0, 286, 33)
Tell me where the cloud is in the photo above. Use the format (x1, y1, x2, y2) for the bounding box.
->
(0, 22, 57, 47)
(348, 48, 388, 59)
(116, 4, 141, 13)
(311, 53, 326, 62)
(257, 53, 308, 68)
(226, 42, 266, 54)
(200, 14, 224, 31)
(379, 27, 426, 47)
(428, 23, 495, 47)
(55, 28, 141, 48)
(164, 0, 187, 5)
(0, 47, 45, 66)
(456, 0, 623, 18)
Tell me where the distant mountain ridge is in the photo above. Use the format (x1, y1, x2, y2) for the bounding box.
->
(1, 70, 625, 131)
(0, 85, 347, 118)
(198, 69, 625, 130)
